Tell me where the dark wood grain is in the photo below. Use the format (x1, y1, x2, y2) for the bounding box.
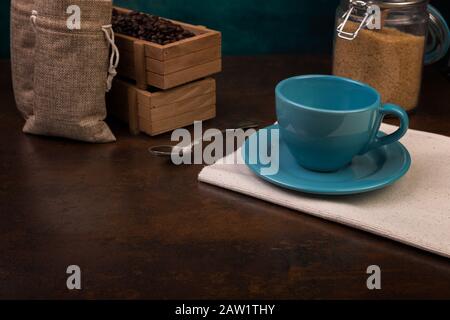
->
(0, 56, 449, 300)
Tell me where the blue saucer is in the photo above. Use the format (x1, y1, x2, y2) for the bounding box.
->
(242, 124, 411, 195)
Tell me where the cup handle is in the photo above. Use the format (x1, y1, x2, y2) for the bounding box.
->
(365, 103, 409, 153)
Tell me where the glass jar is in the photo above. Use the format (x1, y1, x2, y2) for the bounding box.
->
(333, 0, 450, 112)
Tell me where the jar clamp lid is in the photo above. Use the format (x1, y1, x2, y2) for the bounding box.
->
(336, 1, 375, 40)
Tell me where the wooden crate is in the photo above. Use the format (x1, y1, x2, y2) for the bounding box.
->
(114, 7, 222, 90)
(107, 78, 216, 136)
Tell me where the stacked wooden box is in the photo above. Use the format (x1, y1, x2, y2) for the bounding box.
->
(108, 7, 221, 136)
(108, 78, 216, 136)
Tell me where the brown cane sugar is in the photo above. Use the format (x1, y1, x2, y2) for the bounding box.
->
(333, 21, 426, 111)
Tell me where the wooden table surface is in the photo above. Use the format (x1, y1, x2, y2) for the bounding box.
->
(1, 56, 450, 300)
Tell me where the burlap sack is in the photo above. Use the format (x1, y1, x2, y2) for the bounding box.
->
(10, 0, 35, 119)
(23, 0, 117, 143)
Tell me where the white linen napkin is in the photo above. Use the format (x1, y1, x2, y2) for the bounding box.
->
(198, 124, 450, 258)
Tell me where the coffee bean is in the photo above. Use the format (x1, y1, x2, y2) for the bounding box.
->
(112, 10, 195, 45)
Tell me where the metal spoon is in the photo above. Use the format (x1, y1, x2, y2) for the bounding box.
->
(149, 121, 260, 157)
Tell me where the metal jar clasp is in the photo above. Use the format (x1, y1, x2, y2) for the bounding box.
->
(337, 0, 376, 40)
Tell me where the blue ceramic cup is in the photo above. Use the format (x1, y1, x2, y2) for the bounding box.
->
(276, 75, 409, 172)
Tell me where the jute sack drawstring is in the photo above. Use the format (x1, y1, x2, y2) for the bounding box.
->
(30, 9, 37, 31)
(101, 24, 120, 92)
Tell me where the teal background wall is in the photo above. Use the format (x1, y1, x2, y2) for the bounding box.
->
(1, 0, 449, 58)
(113, 0, 340, 55)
